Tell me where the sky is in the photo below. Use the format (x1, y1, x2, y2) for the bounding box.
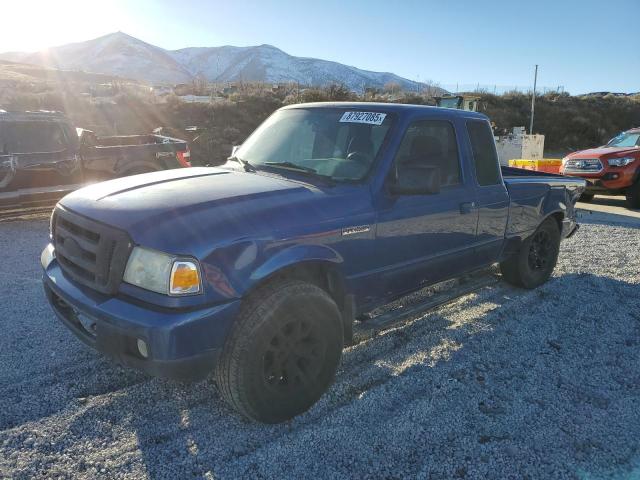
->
(0, 0, 638, 94)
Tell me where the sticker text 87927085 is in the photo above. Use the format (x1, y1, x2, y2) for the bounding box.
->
(339, 111, 387, 125)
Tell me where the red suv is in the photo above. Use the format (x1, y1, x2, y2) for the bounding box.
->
(560, 128, 640, 208)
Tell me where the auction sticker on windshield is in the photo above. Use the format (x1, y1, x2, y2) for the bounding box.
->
(339, 111, 387, 125)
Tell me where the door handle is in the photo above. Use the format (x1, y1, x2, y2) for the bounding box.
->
(460, 201, 476, 214)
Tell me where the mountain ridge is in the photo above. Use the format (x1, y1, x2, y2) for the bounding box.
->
(0, 32, 431, 92)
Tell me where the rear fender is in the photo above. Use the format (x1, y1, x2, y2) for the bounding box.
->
(506, 186, 568, 241)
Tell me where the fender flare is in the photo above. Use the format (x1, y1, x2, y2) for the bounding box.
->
(245, 244, 351, 343)
(248, 244, 344, 287)
(541, 184, 572, 221)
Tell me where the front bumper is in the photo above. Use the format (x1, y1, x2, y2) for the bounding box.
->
(561, 168, 637, 194)
(43, 258, 240, 381)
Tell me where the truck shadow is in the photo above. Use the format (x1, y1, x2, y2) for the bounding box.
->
(585, 195, 639, 212)
(58, 272, 640, 479)
(577, 212, 640, 230)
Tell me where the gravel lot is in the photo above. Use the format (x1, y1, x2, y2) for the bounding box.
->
(1, 216, 639, 479)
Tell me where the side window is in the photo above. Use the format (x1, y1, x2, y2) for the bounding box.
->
(393, 120, 461, 187)
(2, 122, 67, 154)
(467, 120, 501, 186)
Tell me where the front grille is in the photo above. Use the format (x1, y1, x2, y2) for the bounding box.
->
(52, 207, 132, 294)
(563, 158, 603, 173)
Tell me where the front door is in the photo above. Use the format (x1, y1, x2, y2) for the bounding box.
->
(373, 119, 479, 302)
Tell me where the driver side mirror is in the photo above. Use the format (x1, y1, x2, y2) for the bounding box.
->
(389, 165, 440, 196)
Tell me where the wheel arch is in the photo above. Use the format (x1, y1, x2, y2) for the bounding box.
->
(544, 210, 565, 233)
(246, 246, 352, 343)
(501, 210, 564, 262)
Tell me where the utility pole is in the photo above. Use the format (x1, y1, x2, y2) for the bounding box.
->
(530, 64, 538, 134)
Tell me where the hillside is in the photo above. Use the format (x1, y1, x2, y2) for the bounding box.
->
(0, 60, 137, 84)
(0, 32, 431, 92)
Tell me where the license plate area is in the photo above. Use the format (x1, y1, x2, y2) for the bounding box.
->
(49, 288, 98, 340)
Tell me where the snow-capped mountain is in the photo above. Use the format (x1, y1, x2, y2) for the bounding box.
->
(2, 32, 192, 84)
(0, 32, 426, 92)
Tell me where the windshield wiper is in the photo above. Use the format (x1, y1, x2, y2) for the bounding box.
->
(263, 161, 318, 173)
(228, 155, 256, 172)
(263, 161, 336, 185)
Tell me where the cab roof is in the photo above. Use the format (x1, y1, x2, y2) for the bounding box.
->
(281, 101, 488, 120)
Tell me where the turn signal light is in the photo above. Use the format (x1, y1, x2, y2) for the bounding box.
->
(170, 261, 201, 295)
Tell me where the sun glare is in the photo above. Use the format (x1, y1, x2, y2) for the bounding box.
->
(1, 0, 128, 52)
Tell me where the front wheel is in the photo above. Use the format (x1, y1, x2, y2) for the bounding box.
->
(500, 217, 561, 289)
(215, 279, 343, 423)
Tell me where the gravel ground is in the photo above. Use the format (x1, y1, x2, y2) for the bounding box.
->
(1, 217, 639, 479)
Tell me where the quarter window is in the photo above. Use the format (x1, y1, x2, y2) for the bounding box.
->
(467, 120, 501, 186)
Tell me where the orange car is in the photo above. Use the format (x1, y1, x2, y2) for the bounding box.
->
(560, 128, 640, 208)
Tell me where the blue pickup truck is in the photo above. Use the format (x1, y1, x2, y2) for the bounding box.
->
(42, 103, 585, 423)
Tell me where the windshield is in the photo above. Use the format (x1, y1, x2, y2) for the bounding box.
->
(606, 131, 640, 148)
(235, 108, 394, 182)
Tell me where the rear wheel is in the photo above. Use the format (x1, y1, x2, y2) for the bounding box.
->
(625, 181, 640, 209)
(579, 193, 594, 203)
(500, 217, 561, 289)
(215, 279, 343, 423)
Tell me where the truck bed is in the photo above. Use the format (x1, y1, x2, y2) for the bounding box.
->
(501, 166, 586, 238)
(92, 134, 185, 147)
(502, 165, 586, 190)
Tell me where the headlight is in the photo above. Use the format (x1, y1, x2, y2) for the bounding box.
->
(123, 247, 201, 296)
(608, 156, 635, 167)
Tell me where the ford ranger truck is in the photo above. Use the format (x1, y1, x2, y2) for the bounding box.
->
(42, 103, 586, 423)
(560, 128, 640, 208)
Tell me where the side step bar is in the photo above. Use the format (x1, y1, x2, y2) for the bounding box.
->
(353, 268, 500, 343)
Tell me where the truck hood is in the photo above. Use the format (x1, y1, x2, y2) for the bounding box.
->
(59, 167, 358, 256)
(567, 146, 640, 158)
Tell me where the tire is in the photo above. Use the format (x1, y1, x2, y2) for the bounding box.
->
(579, 193, 594, 203)
(500, 217, 561, 289)
(215, 279, 343, 423)
(625, 181, 640, 209)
